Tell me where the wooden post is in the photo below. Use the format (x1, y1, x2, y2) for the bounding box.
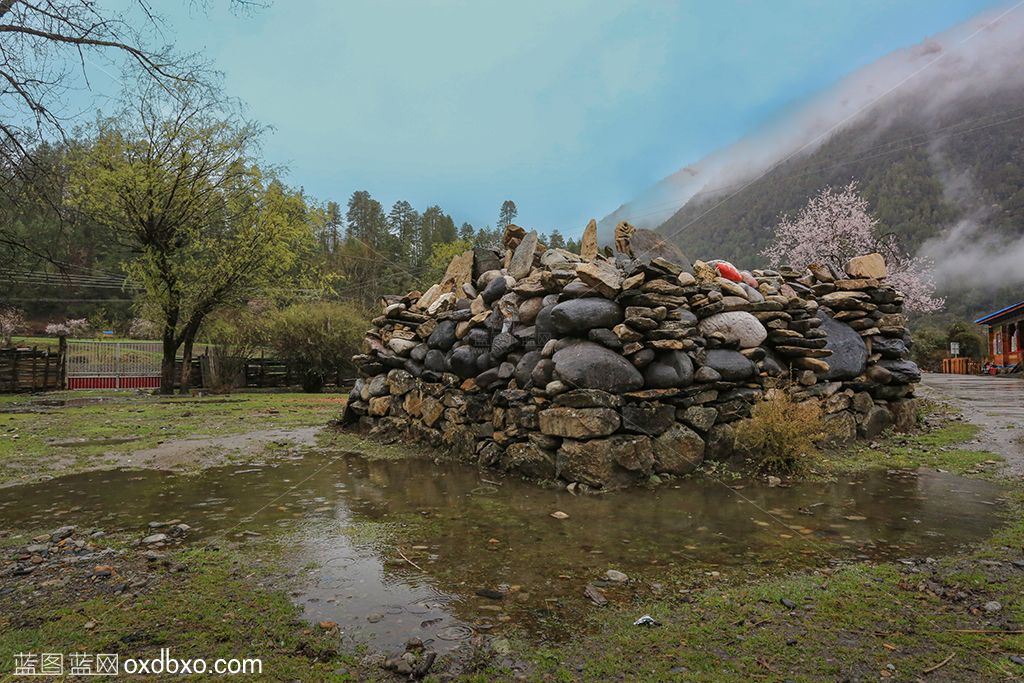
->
(42, 349, 51, 390)
(30, 346, 37, 390)
(10, 348, 18, 390)
(58, 336, 67, 389)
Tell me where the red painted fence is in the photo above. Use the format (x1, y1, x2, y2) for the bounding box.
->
(64, 340, 162, 390)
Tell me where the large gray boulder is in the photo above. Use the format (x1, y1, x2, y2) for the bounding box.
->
(820, 313, 868, 381)
(508, 230, 538, 279)
(514, 350, 542, 388)
(447, 346, 479, 379)
(697, 311, 767, 349)
(552, 341, 644, 393)
(872, 336, 909, 360)
(704, 349, 755, 381)
(550, 299, 623, 335)
(878, 359, 921, 384)
(642, 350, 694, 389)
(427, 320, 457, 350)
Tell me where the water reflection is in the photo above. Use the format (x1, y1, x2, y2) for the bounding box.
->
(0, 454, 1007, 652)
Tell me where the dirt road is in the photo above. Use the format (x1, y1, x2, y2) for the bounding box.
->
(921, 372, 1024, 476)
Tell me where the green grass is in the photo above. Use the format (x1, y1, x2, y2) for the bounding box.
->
(517, 553, 1024, 681)
(0, 546, 366, 682)
(0, 391, 347, 485)
(818, 422, 1003, 477)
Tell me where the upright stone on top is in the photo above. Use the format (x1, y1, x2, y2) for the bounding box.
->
(580, 218, 599, 261)
(844, 252, 887, 279)
(440, 249, 474, 292)
(508, 230, 538, 279)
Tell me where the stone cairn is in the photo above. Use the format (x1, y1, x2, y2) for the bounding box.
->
(342, 222, 921, 490)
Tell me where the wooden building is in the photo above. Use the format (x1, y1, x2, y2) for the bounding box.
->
(975, 300, 1024, 368)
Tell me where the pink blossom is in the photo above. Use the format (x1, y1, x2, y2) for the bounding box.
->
(0, 307, 25, 346)
(762, 182, 944, 313)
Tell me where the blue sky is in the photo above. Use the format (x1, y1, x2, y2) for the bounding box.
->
(109, 0, 1002, 237)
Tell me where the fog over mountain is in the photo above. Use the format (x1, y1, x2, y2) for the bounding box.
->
(598, 4, 1024, 261)
(596, 4, 1024, 319)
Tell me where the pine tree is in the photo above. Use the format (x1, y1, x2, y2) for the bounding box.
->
(458, 221, 476, 242)
(324, 201, 342, 253)
(548, 229, 566, 249)
(419, 205, 446, 265)
(345, 190, 388, 250)
(497, 200, 517, 232)
(387, 200, 420, 261)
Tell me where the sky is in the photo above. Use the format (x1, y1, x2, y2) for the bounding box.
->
(90, 0, 1005, 238)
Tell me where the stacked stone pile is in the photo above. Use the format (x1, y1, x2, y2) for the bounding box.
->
(342, 222, 920, 490)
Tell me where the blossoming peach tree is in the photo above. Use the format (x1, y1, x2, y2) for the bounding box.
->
(762, 181, 944, 313)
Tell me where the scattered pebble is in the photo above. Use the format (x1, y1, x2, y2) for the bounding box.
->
(604, 569, 628, 583)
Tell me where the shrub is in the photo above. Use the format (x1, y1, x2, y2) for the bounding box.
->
(201, 312, 267, 393)
(268, 302, 368, 392)
(735, 390, 828, 475)
(128, 317, 161, 339)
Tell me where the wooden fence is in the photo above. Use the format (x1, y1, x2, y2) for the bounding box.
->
(186, 353, 348, 390)
(0, 340, 346, 392)
(940, 357, 980, 374)
(0, 343, 66, 392)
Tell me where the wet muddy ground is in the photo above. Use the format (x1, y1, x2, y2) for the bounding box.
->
(0, 450, 1007, 654)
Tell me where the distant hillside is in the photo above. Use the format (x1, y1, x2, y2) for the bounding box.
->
(597, 7, 1024, 322)
(656, 85, 1024, 320)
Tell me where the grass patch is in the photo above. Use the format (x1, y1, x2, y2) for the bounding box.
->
(521, 555, 1024, 681)
(0, 391, 347, 485)
(819, 422, 1003, 477)
(0, 545, 366, 681)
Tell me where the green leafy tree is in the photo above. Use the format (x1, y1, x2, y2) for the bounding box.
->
(947, 321, 984, 359)
(67, 82, 319, 393)
(548, 229, 566, 249)
(422, 239, 472, 289)
(474, 225, 500, 249)
(458, 221, 476, 242)
(419, 205, 457, 262)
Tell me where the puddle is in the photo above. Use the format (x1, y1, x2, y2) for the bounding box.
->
(0, 454, 1007, 652)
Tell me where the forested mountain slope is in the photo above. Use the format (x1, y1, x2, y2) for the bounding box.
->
(655, 86, 1024, 321)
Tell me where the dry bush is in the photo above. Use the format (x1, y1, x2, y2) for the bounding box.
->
(735, 390, 828, 475)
